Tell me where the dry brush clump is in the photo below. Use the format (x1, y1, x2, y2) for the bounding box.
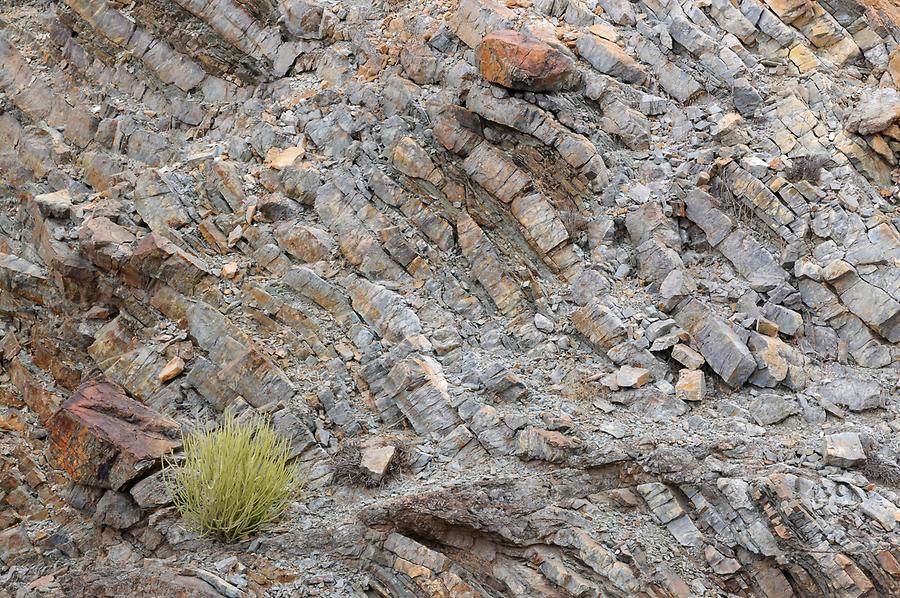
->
(786, 154, 830, 183)
(863, 454, 900, 485)
(162, 413, 305, 543)
(331, 436, 411, 488)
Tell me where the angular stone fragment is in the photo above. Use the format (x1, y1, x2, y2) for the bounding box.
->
(345, 276, 425, 345)
(360, 445, 396, 481)
(533, 313, 554, 333)
(131, 233, 211, 294)
(315, 184, 410, 283)
(659, 269, 696, 312)
(762, 303, 803, 337)
(510, 193, 570, 255)
(705, 546, 741, 575)
(747, 333, 790, 388)
(668, 17, 716, 55)
(275, 222, 335, 263)
(134, 169, 192, 230)
(676, 369, 705, 401)
(400, 40, 440, 84)
(515, 427, 581, 463)
(684, 189, 734, 247)
(0, 526, 31, 565)
(265, 145, 305, 170)
(458, 212, 525, 315)
(281, 161, 321, 204)
(93, 490, 142, 529)
(0, 332, 20, 361)
(616, 365, 650, 388)
(392, 136, 441, 182)
(718, 230, 788, 287)
(674, 300, 756, 388)
(0, 254, 53, 305)
(158, 357, 185, 383)
(552, 528, 640, 594)
(129, 471, 171, 508)
(482, 364, 528, 402)
(846, 88, 900, 135)
(637, 482, 702, 546)
(32, 189, 73, 219)
(477, 30, 581, 91)
(814, 374, 884, 412)
(384, 532, 450, 572)
(596, 0, 635, 25)
(576, 35, 647, 84)
(453, 0, 515, 48)
(859, 494, 899, 531)
(631, 36, 702, 102)
(384, 355, 460, 437)
(572, 301, 627, 351)
(755, 317, 779, 337)
(47, 378, 181, 490)
(826, 261, 900, 343)
(671, 344, 704, 369)
(824, 432, 866, 468)
(281, 0, 327, 39)
(749, 394, 798, 425)
(733, 78, 763, 117)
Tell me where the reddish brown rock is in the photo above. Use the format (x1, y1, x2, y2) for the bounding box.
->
(0, 331, 21, 361)
(47, 377, 181, 490)
(476, 30, 581, 92)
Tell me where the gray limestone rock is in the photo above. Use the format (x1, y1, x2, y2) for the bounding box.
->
(93, 491, 142, 529)
(749, 393, 799, 425)
(675, 300, 756, 388)
(824, 432, 866, 468)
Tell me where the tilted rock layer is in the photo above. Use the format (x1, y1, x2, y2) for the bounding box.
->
(1, 0, 900, 595)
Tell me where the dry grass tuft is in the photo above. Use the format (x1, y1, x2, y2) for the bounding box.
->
(163, 413, 304, 543)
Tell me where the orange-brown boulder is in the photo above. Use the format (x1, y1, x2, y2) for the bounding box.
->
(476, 30, 581, 92)
(47, 377, 181, 490)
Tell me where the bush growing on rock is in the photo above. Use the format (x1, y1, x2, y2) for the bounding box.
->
(163, 414, 304, 543)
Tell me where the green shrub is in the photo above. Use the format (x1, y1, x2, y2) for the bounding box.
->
(163, 413, 303, 543)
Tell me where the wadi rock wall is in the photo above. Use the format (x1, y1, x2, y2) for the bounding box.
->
(1, 0, 900, 595)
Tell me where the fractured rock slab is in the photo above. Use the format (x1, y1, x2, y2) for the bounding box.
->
(47, 378, 181, 490)
(674, 300, 756, 388)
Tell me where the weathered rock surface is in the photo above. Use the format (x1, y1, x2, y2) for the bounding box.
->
(477, 30, 581, 91)
(47, 378, 181, 490)
(1, 0, 900, 594)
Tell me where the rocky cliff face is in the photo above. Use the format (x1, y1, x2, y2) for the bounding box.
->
(1, 0, 900, 595)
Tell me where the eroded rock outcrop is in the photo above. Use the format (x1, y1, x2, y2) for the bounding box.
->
(1, 0, 900, 594)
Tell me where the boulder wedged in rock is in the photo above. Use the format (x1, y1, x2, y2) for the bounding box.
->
(476, 30, 581, 92)
(847, 88, 900, 135)
(47, 377, 181, 490)
(674, 300, 756, 388)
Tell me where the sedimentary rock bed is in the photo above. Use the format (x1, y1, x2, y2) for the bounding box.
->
(1, 0, 900, 595)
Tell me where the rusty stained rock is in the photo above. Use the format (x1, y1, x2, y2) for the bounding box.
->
(476, 30, 581, 92)
(47, 377, 181, 490)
